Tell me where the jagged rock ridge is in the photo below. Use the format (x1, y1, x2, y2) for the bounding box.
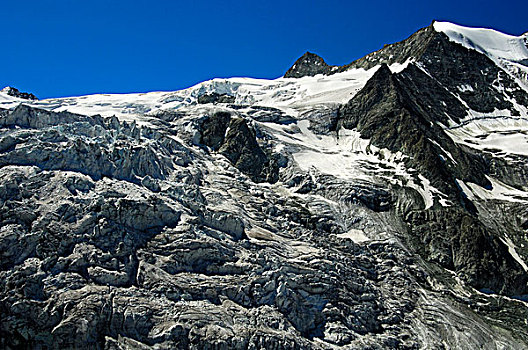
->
(1, 87, 38, 101)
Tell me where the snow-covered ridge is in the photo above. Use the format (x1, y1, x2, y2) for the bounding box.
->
(0, 63, 414, 120)
(5, 21, 527, 121)
(434, 21, 528, 63)
(1, 22, 526, 121)
(434, 21, 528, 87)
(1, 71, 373, 119)
(1, 68, 374, 119)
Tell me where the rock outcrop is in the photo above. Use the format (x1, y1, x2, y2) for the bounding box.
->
(198, 111, 280, 183)
(1, 86, 38, 101)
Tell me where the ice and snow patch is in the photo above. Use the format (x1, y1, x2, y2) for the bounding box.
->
(456, 177, 528, 203)
(405, 174, 449, 210)
(388, 58, 414, 74)
(290, 122, 404, 183)
(428, 138, 458, 165)
(416, 175, 435, 210)
(335, 229, 369, 243)
(445, 114, 528, 157)
(270, 118, 446, 210)
(457, 84, 474, 92)
(434, 21, 528, 64)
(500, 236, 528, 272)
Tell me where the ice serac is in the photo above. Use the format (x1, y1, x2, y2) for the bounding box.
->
(1, 21, 528, 349)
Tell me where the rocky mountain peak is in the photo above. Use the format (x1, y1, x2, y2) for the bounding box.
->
(284, 51, 336, 78)
(369, 63, 393, 82)
(1, 86, 38, 100)
(283, 24, 439, 78)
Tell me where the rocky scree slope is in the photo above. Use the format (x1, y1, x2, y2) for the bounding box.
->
(1, 21, 528, 349)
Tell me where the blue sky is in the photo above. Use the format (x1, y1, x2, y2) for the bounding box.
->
(1, 0, 527, 98)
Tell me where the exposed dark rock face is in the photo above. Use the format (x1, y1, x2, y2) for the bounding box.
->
(484, 152, 528, 191)
(416, 29, 528, 114)
(197, 92, 235, 104)
(199, 112, 280, 183)
(406, 208, 528, 295)
(311, 175, 392, 212)
(199, 111, 231, 150)
(284, 52, 336, 78)
(219, 117, 280, 183)
(244, 105, 297, 124)
(338, 64, 490, 198)
(337, 57, 527, 297)
(1, 86, 38, 100)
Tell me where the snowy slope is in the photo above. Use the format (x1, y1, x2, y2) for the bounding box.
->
(0, 65, 387, 121)
(445, 114, 528, 157)
(434, 21, 528, 88)
(0, 90, 26, 109)
(431, 22, 528, 164)
(434, 21, 528, 63)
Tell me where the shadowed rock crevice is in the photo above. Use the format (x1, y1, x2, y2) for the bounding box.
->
(197, 92, 236, 104)
(199, 111, 231, 150)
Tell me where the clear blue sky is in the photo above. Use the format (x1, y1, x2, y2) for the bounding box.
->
(1, 0, 526, 98)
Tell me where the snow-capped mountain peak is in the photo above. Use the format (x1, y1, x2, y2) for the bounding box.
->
(434, 21, 528, 88)
(433, 21, 528, 62)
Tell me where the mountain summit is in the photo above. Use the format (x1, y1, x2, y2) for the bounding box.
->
(1, 22, 528, 349)
(284, 51, 336, 78)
